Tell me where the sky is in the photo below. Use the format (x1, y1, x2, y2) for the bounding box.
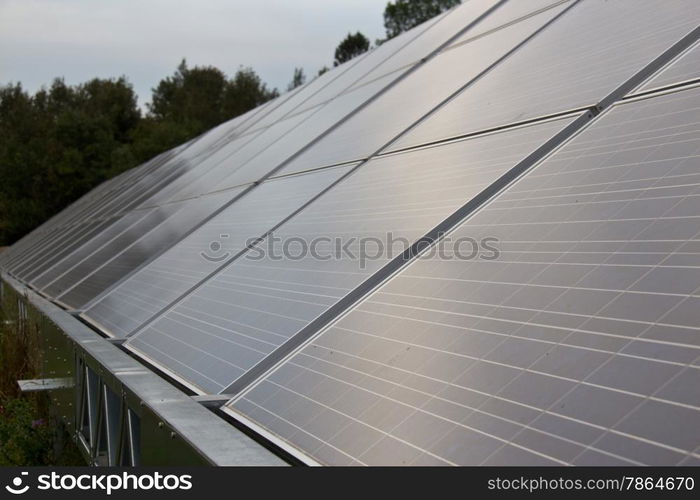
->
(0, 0, 389, 109)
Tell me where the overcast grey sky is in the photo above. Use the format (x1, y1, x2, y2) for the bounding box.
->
(0, 0, 388, 108)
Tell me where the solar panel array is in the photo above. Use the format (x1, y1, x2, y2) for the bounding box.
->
(2, 0, 700, 466)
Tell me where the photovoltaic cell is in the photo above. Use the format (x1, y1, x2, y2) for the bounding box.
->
(148, 107, 320, 203)
(40, 206, 188, 300)
(3, 0, 699, 469)
(343, 0, 502, 91)
(15, 98, 326, 292)
(18, 153, 189, 282)
(4, 149, 179, 276)
(0, 1, 552, 283)
(444, 0, 572, 49)
(292, 0, 482, 113)
(125, 114, 581, 394)
(82, 165, 355, 338)
(7, 96, 295, 282)
(215, 73, 400, 190)
(52, 190, 235, 309)
(158, 71, 403, 202)
(636, 40, 700, 93)
(30, 209, 163, 291)
(8, 152, 204, 283)
(275, 4, 570, 175)
(227, 87, 700, 465)
(390, 0, 700, 151)
(5, 2, 488, 295)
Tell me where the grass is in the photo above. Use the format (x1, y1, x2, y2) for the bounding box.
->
(0, 304, 84, 465)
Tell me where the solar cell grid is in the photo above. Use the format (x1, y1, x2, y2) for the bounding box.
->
(125, 115, 581, 394)
(276, 4, 570, 176)
(227, 87, 700, 466)
(636, 41, 700, 94)
(390, 0, 700, 151)
(82, 165, 355, 338)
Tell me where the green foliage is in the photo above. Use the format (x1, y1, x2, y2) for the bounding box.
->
(0, 61, 277, 246)
(225, 67, 279, 117)
(0, 3, 457, 247)
(334, 32, 371, 66)
(287, 67, 306, 91)
(0, 308, 83, 465)
(0, 78, 142, 245)
(151, 60, 278, 139)
(149, 59, 228, 134)
(0, 397, 53, 466)
(383, 0, 461, 39)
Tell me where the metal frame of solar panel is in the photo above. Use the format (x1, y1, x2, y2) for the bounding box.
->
(8, 0, 510, 314)
(1, 0, 700, 467)
(225, 82, 700, 466)
(632, 38, 700, 96)
(120, 0, 700, 398)
(123, 113, 588, 395)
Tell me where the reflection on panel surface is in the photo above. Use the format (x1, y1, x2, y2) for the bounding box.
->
(391, 0, 700, 151)
(637, 41, 700, 93)
(5, 150, 180, 279)
(126, 115, 579, 394)
(445, 0, 571, 49)
(277, 4, 569, 174)
(83, 166, 354, 338)
(228, 88, 700, 465)
(53, 191, 234, 309)
(345, 0, 500, 90)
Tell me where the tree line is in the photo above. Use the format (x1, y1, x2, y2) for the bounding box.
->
(0, 0, 460, 246)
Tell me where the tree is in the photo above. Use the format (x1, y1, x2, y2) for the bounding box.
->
(334, 32, 370, 66)
(0, 78, 142, 245)
(149, 59, 228, 135)
(145, 60, 277, 161)
(317, 66, 330, 77)
(223, 66, 278, 118)
(0, 60, 278, 245)
(287, 67, 306, 91)
(383, 0, 460, 39)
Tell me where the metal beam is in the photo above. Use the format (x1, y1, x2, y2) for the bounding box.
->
(18, 377, 74, 392)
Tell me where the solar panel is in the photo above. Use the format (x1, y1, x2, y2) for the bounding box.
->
(444, 0, 571, 49)
(49, 190, 235, 309)
(15, 98, 332, 289)
(390, 0, 700, 152)
(293, 0, 488, 112)
(3, 0, 700, 469)
(30, 210, 162, 290)
(4, 150, 179, 275)
(9, 152, 193, 280)
(275, 4, 571, 175)
(146, 107, 320, 204)
(343, 0, 503, 91)
(6, 97, 299, 280)
(187, 75, 389, 192)
(220, 1, 479, 141)
(7, 7, 490, 300)
(225, 87, 700, 465)
(81, 165, 356, 338)
(124, 114, 583, 394)
(0, 1, 575, 287)
(141, 23, 469, 205)
(213, 73, 401, 192)
(635, 40, 700, 93)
